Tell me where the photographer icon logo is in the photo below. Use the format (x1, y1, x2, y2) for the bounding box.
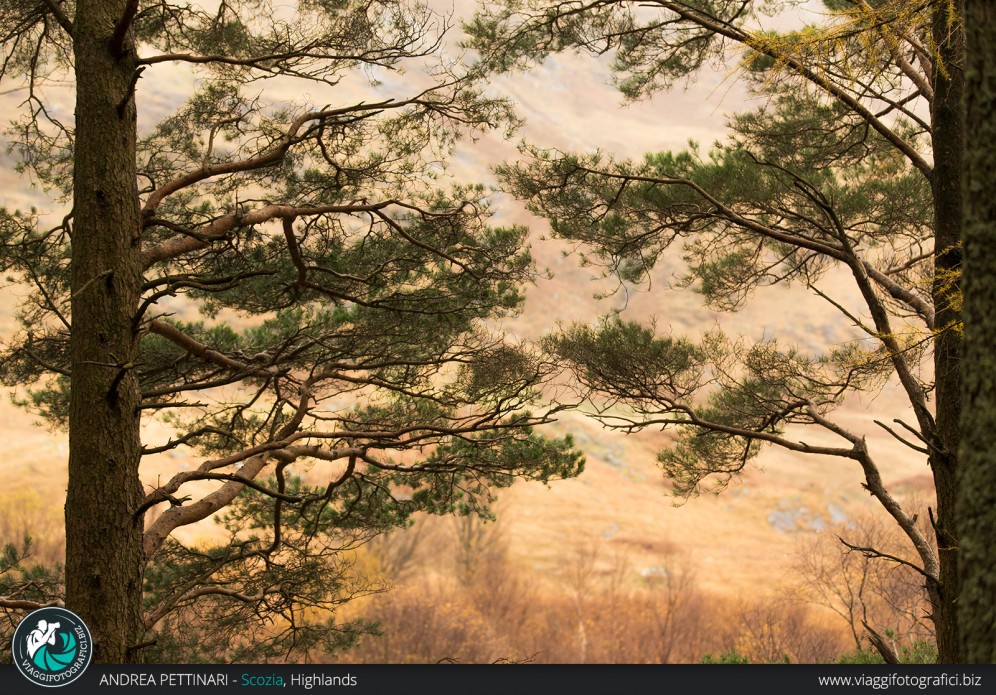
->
(12, 607, 92, 687)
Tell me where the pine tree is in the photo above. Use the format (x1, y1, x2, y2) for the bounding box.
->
(468, 0, 965, 661)
(0, 0, 582, 662)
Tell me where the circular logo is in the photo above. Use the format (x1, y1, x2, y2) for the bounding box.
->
(11, 607, 92, 687)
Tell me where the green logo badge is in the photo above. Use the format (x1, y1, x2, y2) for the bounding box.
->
(12, 607, 92, 687)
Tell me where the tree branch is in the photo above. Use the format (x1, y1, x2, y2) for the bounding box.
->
(145, 585, 269, 630)
(566, 165, 852, 262)
(864, 263, 936, 329)
(147, 319, 253, 373)
(40, 0, 74, 37)
(140, 102, 395, 220)
(873, 419, 930, 455)
(863, 620, 901, 664)
(110, 0, 139, 58)
(142, 385, 315, 557)
(590, 406, 862, 460)
(838, 537, 932, 579)
(141, 201, 397, 269)
(851, 444, 939, 581)
(0, 598, 64, 610)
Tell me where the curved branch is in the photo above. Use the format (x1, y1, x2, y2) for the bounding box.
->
(838, 537, 932, 579)
(141, 426, 238, 455)
(41, 0, 73, 37)
(144, 586, 267, 630)
(591, 405, 861, 460)
(140, 102, 395, 219)
(147, 319, 254, 373)
(142, 385, 314, 557)
(141, 200, 397, 269)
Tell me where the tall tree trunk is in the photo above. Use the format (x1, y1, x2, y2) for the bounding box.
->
(928, 0, 964, 664)
(959, 0, 996, 665)
(67, 0, 146, 663)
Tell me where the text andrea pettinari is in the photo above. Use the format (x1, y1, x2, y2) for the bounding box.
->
(100, 673, 229, 686)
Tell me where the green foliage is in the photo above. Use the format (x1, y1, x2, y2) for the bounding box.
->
(499, 87, 929, 311)
(702, 649, 750, 664)
(0, 537, 64, 664)
(897, 641, 939, 664)
(835, 640, 938, 665)
(546, 312, 897, 496)
(465, 1, 778, 100)
(144, 491, 380, 663)
(545, 319, 706, 402)
(492, 35, 936, 499)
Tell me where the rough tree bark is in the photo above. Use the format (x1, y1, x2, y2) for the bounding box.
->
(66, 0, 147, 663)
(927, 0, 965, 665)
(959, 0, 996, 665)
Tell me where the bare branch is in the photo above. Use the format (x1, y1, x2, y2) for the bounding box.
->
(0, 598, 64, 610)
(143, 385, 315, 556)
(110, 0, 139, 58)
(40, 0, 74, 37)
(838, 537, 932, 580)
(864, 263, 935, 329)
(141, 200, 397, 269)
(873, 419, 930, 455)
(863, 620, 901, 664)
(851, 446, 939, 581)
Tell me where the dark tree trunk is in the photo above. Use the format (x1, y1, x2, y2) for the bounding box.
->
(66, 0, 146, 663)
(928, 0, 965, 665)
(959, 0, 996, 665)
